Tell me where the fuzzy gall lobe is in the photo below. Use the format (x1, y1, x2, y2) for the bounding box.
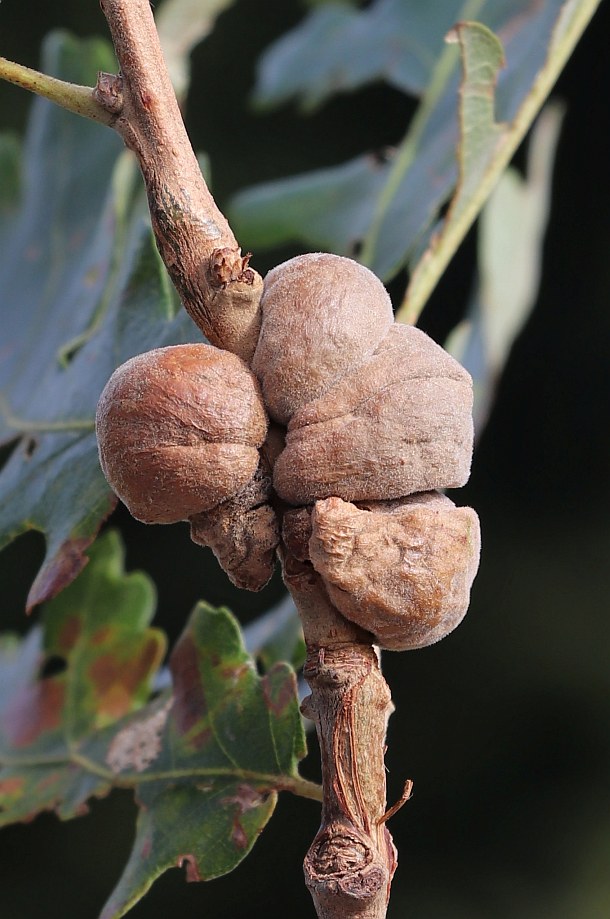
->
(273, 322, 474, 505)
(189, 464, 279, 591)
(252, 253, 394, 424)
(95, 343, 268, 524)
(308, 493, 481, 650)
(258, 253, 480, 656)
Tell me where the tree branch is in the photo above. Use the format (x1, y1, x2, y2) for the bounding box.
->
(95, 7, 400, 911)
(283, 553, 397, 919)
(4, 5, 404, 915)
(97, 0, 263, 360)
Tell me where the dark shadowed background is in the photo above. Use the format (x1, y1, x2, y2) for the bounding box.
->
(1, 1, 609, 917)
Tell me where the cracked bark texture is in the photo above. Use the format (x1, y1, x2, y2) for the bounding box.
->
(283, 554, 397, 919)
(95, 5, 407, 917)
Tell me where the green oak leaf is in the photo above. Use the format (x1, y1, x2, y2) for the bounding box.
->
(0, 534, 312, 918)
(230, 0, 597, 301)
(397, 7, 595, 320)
(229, 153, 392, 258)
(0, 33, 196, 608)
(98, 602, 309, 918)
(0, 531, 164, 824)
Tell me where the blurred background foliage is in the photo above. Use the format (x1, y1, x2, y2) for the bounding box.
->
(1, 1, 610, 917)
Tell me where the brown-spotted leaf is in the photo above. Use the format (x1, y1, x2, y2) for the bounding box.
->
(83, 603, 308, 919)
(0, 531, 163, 824)
(99, 778, 276, 919)
(0, 540, 311, 916)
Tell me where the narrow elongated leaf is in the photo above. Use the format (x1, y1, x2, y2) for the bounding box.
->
(397, 22, 506, 320)
(446, 103, 564, 431)
(0, 33, 195, 607)
(399, 2, 598, 320)
(0, 533, 312, 918)
(231, 0, 598, 295)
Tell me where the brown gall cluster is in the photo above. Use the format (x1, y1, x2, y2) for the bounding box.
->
(96, 253, 480, 650)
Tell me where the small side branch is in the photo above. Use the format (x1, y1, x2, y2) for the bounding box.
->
(0, 56, 113, 125)
(379, 780, 413, 825)
(97, 0, 262, 360)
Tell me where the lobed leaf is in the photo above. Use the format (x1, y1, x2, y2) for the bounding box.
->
(0, 532, 163, 824)
(99, 602, 308, 918)
(0, 33, 195, 608)
(99, 779, 277, 919)
(0, 533, 311, 917)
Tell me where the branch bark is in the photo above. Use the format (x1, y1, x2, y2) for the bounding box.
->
(95, 4, 400, 916)
(282, 553, 397, 919)
(98, 0, 263, 361)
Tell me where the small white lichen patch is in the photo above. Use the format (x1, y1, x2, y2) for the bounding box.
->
(106, 698, 172, 773)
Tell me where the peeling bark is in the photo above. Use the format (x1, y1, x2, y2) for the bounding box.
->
(282, 553, 397, 919)
(93, 7, 426, 917)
